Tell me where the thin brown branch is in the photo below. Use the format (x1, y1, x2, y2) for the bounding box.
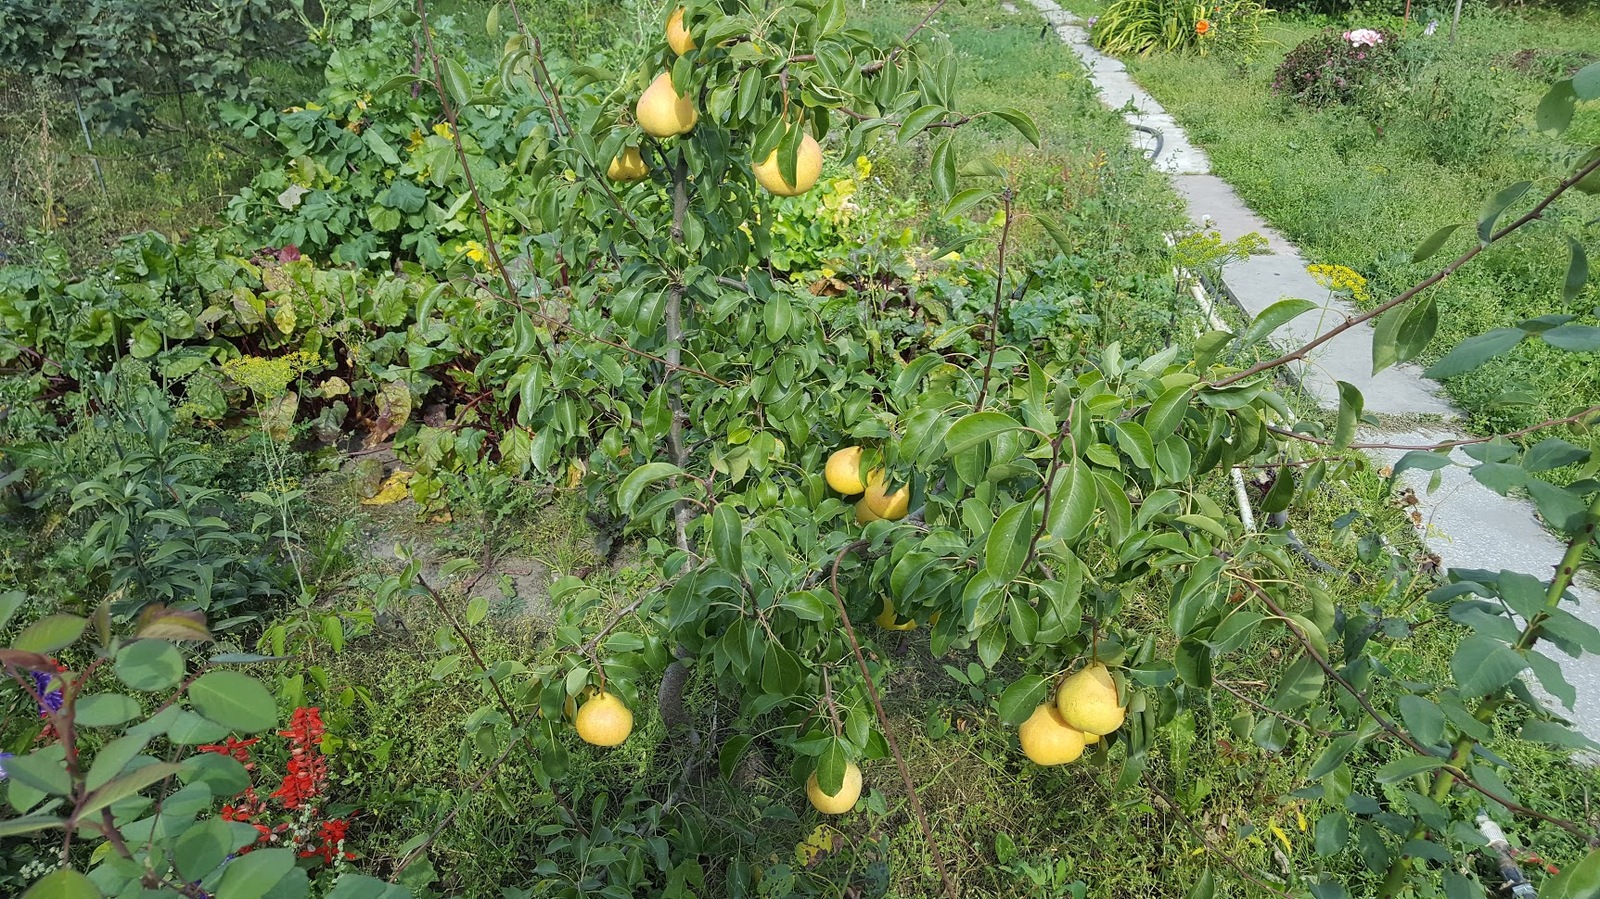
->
(1215, 679, 1343, 738)
(1212, 153, 1600, 390)
(1237, 573, 1599, 845)
(828, 540, 958, 899)
(974, 187, 1015, 413)
(1268, 403, 1600, 452)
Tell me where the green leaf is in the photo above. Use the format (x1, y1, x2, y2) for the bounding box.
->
(1442, 873, 1485, 899)
(997, 675, 1049, 726)
(1206, 610, 1264, 654)
(1187, 868, 1215, 899)
(1036, 216, 1074, 255)
(1259, 467, 1294, 515)
(1375, 754, 1447, 783)
(0, 591, 24, 632)
(21, 869, 100, 899)
(1046, 459, 1096, 543)
(0, 814, 63, 837)
(441, 58, 472, 110)
(617, 462, 685, 514)
(1479, 181, 1531, 244)
(1537, 80, 1578, 136)
(1575, 62, 1600, 99)
(1545, 846, 1600, 899)
(1412, 224, 1462, 263)
(1520, 720, 1599, 751)
(1314, 812, 1350, 857)
(1333, 381, 1363, 450)
(711, 504, 743, 574)
(1310, 734, 1361, 779)
(189, 671, 278, 734)
(943, 188, 992, 221)
(986, 501, 1035, 582)
(85, 734, 152, 791)
(1241, 299, 1316, 347)
(1371, 296, 1437, 375)
(944, 411, 1026, 457)
(1113, 421, 1155, 471)
(216, 847, 296, 899)
(326, 874, 414, 899)
(896, 105, 946, 142)
(991, 107, 1041, 148)
(1524, 438, 1589, 472)
(1450, 635, 1527, 699)
(1423, 328, 1526, 379)
(1390, 450, 1452, 479)
(174, 817, 239, 882)
(1143, 384, 1192, 444)
(13, 614, 87, 654)
(1271, 656, 1324, 711)
(1565, 237, 1590, 304)
(816, 738, 847, 798)
(1397, 695, 1445, 746)
(7, 745, 69, 796)
(115, 639, 185, 692)
(931, 135, 956, 202)
(79, 762, 183, 818)
(1542, 324, 1600, 351)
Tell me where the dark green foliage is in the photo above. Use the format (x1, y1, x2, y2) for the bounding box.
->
(1271, 27, 1405, 108)
(0, 0, 303, 133)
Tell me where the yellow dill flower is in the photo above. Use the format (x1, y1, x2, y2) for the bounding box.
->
(221, 350, 321, 400)
(1308, 263, 1369, 301)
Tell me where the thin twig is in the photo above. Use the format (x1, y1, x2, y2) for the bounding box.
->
(1215, 679, 1343, 738)
(1212, 153, 1600, 390)
(973, 188, 1015, 413)
(1237, 573, 1599, 845)
(828, 540, 959, 899)
(1268, 403, 1600, 452)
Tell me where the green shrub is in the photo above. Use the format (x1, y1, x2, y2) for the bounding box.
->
(1271, 26, 1405, 108)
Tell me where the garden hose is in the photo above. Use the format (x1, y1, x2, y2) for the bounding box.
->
(1477, 812, 1538, 899)
(1129, 123, 1166, 161)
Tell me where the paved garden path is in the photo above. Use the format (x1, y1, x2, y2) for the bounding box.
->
(1020, 0, 1600, 744)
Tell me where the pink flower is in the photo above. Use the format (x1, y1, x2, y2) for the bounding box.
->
(1344, 28, 1383, 48)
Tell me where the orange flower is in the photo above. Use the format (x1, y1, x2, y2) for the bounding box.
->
(1195, 18, 1211, 34)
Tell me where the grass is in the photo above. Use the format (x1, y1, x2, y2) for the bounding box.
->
(1093, 6, 1600, 439)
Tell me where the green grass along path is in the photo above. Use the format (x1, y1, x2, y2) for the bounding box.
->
(1019, 0, 1600, 745)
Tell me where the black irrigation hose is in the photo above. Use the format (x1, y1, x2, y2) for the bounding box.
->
(1130, 123, 1165, 161)
(1265, 509, 1359, 584)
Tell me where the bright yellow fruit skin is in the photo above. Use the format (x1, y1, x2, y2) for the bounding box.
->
(637, 72, 697, 138)
(1083, 730, 1101, 746)
(854, 499, 879, 525)
(825, 446, 865, 495)
(574, 692, 634, 747)
(875, 596, 917, 631)
(666, 8, 696, 55)
(863, 469, 909, 520)
(1018, 703, 1086, 766)
(806, 762, 862, 814)
(1056, 662, 1126, 736)
(607, 147, 648, 182)
(753, 133, 823, 197)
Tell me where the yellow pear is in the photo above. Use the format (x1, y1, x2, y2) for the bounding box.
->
(607, 146, 649, 182)
(1055, 662, 1126, 736)
(825, 446, 866, 495)
(636, 71, 697, 138)
(574, 691, 634, 747)
(666, 7, 696, 56)
(805, 762, 862, 814)
(854, 498, 879, 525)
(1018, 703, 1086, 766)
(863, 469, 909, 521)
(875, 595, 918, 631)
(753, 132, 824, 197)
(1084, 730, 1101, 746)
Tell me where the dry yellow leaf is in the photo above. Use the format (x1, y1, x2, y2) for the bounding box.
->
(360, 470, 413, 505)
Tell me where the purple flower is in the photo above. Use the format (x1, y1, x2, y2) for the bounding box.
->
(31, 670, 63, 715)
(1424, 19, 1438, 36)
(0, 752, 13, 780)
(1086, 15, 1097, 27)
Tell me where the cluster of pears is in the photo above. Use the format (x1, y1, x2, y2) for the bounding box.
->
(825, 447, 910, 524)
(1018, 662, 1126, 766)
(609, 7, 824, 197)
(573, 690, 635, 748)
